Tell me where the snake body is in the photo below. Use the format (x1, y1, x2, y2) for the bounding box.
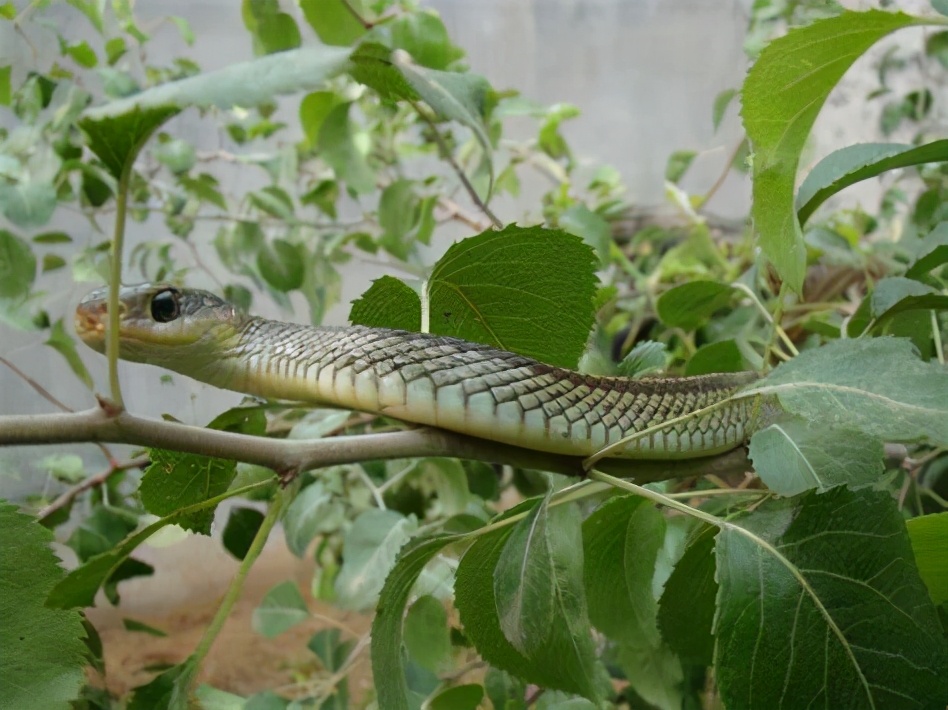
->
(75, 284, 769, 460)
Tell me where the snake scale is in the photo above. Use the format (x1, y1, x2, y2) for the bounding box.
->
(75, 283, 770, 460)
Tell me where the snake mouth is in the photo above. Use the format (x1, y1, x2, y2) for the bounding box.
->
(74, 299, 126, 349)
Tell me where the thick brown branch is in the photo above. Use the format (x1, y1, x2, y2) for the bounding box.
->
(0, 407, 754, 484)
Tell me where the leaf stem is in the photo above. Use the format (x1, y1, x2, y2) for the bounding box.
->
(731, 281, 798, 360)
(106, 158, 134, 410)
(413, 101, 502, 229)
(188, 483, 294, 689)
(931, 310, 944, 365)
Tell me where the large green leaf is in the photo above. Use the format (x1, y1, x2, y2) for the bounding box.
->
(745, 337, 948, 447)
(83, 45, 352, 119)
(748, 417, 884, 496)
(583, 496, 683, 710)
(0, 504, 86, 709)
(715, 487, 947, 708)
(742, 9, 927, 293)
(867, 276, 948, 332)
(906, 512, 948, 607)
(427, 226, 598, 368)
(494, 498, 595, 665)
(80, 105, 180, 180)
(349, 276, 422, 332)
(139, 407, 265, 535)
(351, 226, 597, 367)
(371, 532, 463, 710)
(797, 140, 948, 225)
(334, 509, 418, 611)
(657, 526, 717, 666)
(455, 501, 604, 700)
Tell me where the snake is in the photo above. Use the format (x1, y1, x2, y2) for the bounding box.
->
(74, 283, 772, 461)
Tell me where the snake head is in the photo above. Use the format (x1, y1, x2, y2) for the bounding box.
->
(75, 283, 244, 369)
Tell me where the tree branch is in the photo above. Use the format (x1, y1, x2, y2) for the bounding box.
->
(0, 405, 755, 484)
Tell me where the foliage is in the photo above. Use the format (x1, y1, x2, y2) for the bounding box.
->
(0, 1, 946, 709)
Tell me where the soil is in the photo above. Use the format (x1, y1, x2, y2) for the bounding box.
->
(83, 530, 373, 701)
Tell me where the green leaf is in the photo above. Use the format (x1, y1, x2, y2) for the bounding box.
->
(746, 337, 948, 447)
(378, 179, 418, 256)
(84, 45, 352, 119)
(153, 138, 195, 174)
(222, 507, 264, 560)
(0, 229, 36, 299)
(45, 318, 93, 389)
(349, 276, 423, 332)
(300, 0, 366, 46)
(665, 150, 696, 184)
(80, 105, 180, 181)
(429, 684, 484, 710)
(252, 581, 309, 638)
(283, 480, 341, 557)
(0, 181, 58, 228)
(347, 42, 419, 101)
(317, 102, 376, 194)
(559, 204, 611, 267)
(934, 0, 948, 18)
(685, 339, 744, 376)
(299, 90, 341, 148)
(372, 532, 463, 710)
(308, 627, 352, 671)
(388, 10, 465, 70)
(657, 526, 717, 666)
(712, 88, 737, 131)
(926, 30, 948, 68)
(122, 618, 168, 637)
(334, 509, 418, 611)
(715, 487, 947, 708)
(655, 280, 735, 330)
(749, 417, 884, 496)
(404, 594, 452, 673)
(868, 276, 948, 331)
(742, 9, 926, 293)
(455, 504, 603, 700)
(126, 656, 196, 710)
(0, 503, 86, 710)
(617, 340, 667, 378)
(797, 140, 948, 225)
(40, 453, 85, 483)
(427, 225, 598, 368)
(137, 409, 264, 535)
(139, 451, 236, 536)
(583, 495, 683, 709)
(0, 65, 11, 105)
(906, 221, 948, 278)
(65, 40, 98, 68)
(494, 498, 593, 663)
(906, 513, 948, 606)
(393, 56, 494, 195)
(257, 239, 304, 292)
(242, 0, 300, 55)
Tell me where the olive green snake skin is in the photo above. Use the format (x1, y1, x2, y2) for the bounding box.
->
(75, 284, 772, 461)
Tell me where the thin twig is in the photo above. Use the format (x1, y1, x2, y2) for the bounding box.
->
(38, 456, 150, 521)
(413, 101, 502, 229)
(702, 139, 745, 208)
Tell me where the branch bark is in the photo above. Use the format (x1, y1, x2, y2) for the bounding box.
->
(0, 405, 755, 483)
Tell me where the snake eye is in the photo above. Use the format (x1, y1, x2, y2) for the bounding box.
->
(150, 289, 180, 323)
